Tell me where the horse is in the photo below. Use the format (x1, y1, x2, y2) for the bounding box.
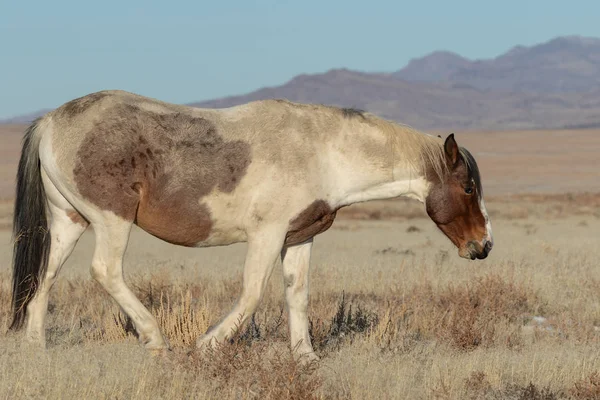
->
(10, 90, 493, 361)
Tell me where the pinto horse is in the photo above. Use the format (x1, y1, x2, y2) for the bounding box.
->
(10, 90, 493, 360)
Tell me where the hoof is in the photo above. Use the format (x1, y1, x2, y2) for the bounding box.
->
(294, 350, 320, 365)
(139, 333, 170, 353)
(24, 332, 47, 349)
(148, 347, 173, 359)
(195, 333, 219, 350)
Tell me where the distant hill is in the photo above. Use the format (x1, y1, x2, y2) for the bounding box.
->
(393, 36, 600, 93)
(190, 68, 600, 130)
(4, 35, 600, 130)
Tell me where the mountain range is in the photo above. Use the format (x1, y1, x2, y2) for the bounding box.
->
(4, 35, 600, 130)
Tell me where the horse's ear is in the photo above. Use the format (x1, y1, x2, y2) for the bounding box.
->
(444, 133, 459, 166)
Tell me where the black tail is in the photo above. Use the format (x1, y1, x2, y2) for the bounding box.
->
(10, 118, 51, 330)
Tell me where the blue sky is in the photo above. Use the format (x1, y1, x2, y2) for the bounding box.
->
(1, 0, 599, 118)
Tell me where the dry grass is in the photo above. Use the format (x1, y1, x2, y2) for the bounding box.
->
(0, 195, 599, 399)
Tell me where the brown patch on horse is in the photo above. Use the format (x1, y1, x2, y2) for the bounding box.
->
(135, 193, 213, 247)
(66, 210, 89, 227)
(285, 200, 337, 246)
(425, 135, 486, 257)
(60, 92, 110, 117)
(73, 104, 251, 246)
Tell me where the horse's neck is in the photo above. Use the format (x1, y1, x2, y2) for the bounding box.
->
(337, 172, 430, 207)
(331, 125, 431, 207)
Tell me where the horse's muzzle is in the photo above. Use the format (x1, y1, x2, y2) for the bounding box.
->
(461, 239, 493, 260)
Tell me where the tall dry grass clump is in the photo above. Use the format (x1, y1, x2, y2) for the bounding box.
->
(183, 337, 322, 399)
(369, 274, 544, 351)
(569, 372, 600, 399)
(82, 272, 213, 346)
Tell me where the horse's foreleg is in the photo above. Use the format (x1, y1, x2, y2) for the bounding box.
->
(90, 216, 168, 351)
(197, 225, 286, 349)
(281, 239, 318, 362)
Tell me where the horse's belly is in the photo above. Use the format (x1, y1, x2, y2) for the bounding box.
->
(134, 190, 216, 247)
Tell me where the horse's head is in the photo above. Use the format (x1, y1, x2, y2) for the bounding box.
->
(425, 134, 493, 260)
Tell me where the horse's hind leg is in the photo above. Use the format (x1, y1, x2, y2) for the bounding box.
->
(89, 215, 168, 351)
(25, 172, 88, 345)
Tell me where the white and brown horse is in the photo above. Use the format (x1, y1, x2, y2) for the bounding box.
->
(10, 90, 493, 360)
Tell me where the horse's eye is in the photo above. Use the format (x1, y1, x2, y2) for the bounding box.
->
(464, 187, 474, 195)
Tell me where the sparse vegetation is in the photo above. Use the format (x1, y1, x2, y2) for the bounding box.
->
(0, 195, 599, 399)
(570, 372, 600, 400)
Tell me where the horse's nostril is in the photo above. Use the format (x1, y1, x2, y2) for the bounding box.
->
(477, 241, 492, 259)
(476, 248, 489, 260)
(484, 240, 493, 253)
(470, 240, 491, 260)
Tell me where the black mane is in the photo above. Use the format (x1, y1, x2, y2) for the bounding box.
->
(459, 147, 483, 196)
(340, 107, 366, 119)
